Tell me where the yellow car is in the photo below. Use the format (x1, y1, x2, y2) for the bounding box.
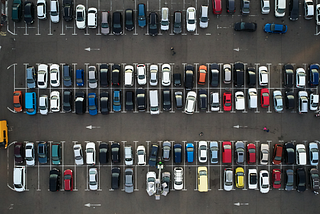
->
(198, 166, 208, 192)
(0, 120, 8, 149)
(235, 167, 244, 188)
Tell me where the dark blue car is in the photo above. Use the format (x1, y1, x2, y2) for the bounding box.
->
(113, 90, 121, 112)
(264, 23, 287, 34)
(88, 93, 98, 115)
(309, 64, 319, 87)
(174, 144, 182, 163)
(76, 69, 84, 86)
(148, 144, 158, 166)
(138, 3, 146, 27)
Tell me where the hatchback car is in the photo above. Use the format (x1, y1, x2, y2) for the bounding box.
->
(261, 0, 270, 14)
(89, 168, 98, 190)
(186, 7, 196, 31)
(37, 64, 48, 88)
(247, 143, 256, 164)
(50, 0, 59, 23)
(260, 89, 270, 108)
(248, 169, 258, 189)
(50, 91, 60, 112)
(296, 68, 306, 88)
(285, 169, 294, 191)
(259, 66, 268, 86)
(224, 168, 233, 191)
(310, 94, 319, 111)
(13, 91, 23, 112)
(298, 91, 308, 114)
(14, 142, 24, 164)
(111, 142, 120, 163)
(222, 141, 232, 163)
(235, 141, 245, 164)
(175, 91, 183, 110)
(111, 167, 120, 189)
(64, 169, 73, 191)
(273, 91, 283, 112)
(88, 93, 98, 115)
(234, 22, 257, 31)
(296, 168, 306, 192)
(264, 23, 287, 34)
(125, 9, 134, 31)
(25, 142, 35, 166)
(76, 4, 86, 29)
(209, 141, 219, 164)
(223, 92, 232, 111)
(73, 144, 83, 165)
(198, 65, 207, 85)
(223, 64, 232, 84)
(86, 142, 96, 165)
(26, 66, 36, 88)
(284, 142, 295, 164)
(260, 144, 269, 165)
(184, 91, 197, 114)
(186, 143, 194, 163)
(235, 167, 244, 188)
(198, 90, 207, 111)
(260, 170, 270, 193)
(124, 168, 134, 193)
(212, 0, 222, 14)
(101, 11, 110, 35)
(113, 12, 123, 35)
(149, 64, 158, 86)
(149, 12, 159, 36)
(50, 64, 60, 87)
(309, 142, 319, 166)
(272, 169, 281, 189)
(162, 141, 171, 161)
(198, 141, 207, 163)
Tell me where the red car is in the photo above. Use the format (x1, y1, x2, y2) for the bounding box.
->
(212, 0, 222, 14)
(13, 91, 23, 112)
(260, 88, 270, 108)
(223, 92, 232, 111)
(272, 169, 281, 189)
(272, 144, 283, 165)
(247, 143, 256, 164)
(222, 141, 232, 163)
(64, 169, 73, 191)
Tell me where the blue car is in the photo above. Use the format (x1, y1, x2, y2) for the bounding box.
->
(264, 23, 287, 34)
(138, 3, 146, 27)
(76, 69, 84, 86)
(186, 143, 194, 163)
(113, 90, 121, 112)
(174, 144, 182, 163)
(88, 93, 98, 115)
(309, 64, 319, 87)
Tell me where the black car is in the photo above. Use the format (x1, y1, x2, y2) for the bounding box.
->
(185, 65, 194, 90)
(149, 144, 159, 166)
(111, 167, 120, 189)
(283, 64, 294, 87)
(49, 168, 60, 192)
(149, 12, 158, 36)
(100, 64, 109, 87)
(173, 11, 182, 34)
(284, 142, 295, 164)
(111, 142, 120, 163)
(125, 9, 134, 31)
(63, 90, 72, 112)
(63, 0, 73, 22)
(24, 2, 35, 24)
(100, 92, 109, 115)
(247, 67, 256, 86)
(198, 90, 207, 111)
(175, 91, 183, 109)
(173, 73, 182, 86)
(112, 64, 121, 86)
(14, 142, 24, 164)
(310, 168, 319, 192)
(163, 90, 171, 111)
(289, 0, 299, 21)
(99, 142, 109, 164)
(285, 91, 295, 110)
(234, 62, 244, 87)
(38, 141, 49, 164)
(227, 0, 236, 14)
(75, 91, 86, 114)
(125, 91, 134, 111)
(296, 168, 306, 192)
(12, 0, 22, 22)
(112, 12, 123, 35)
(234, 22, 256, 32)
(63, 65, 72, 87)
(136, 88, 146, 111)
(210, 64, 219, 87)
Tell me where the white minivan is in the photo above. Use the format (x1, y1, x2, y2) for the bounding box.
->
(149, 90, 159, 115)
(124, 65, 134, 87)
(248, 88, 257, 109)
(235, 91, 245, 110)
(14, 166, 26, 192)
(88, 7, 98, 28)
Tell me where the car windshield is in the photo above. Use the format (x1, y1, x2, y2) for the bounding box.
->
(89, 105, 96, 110)
(150, 24, 157, 30)
(148, 177, 155, 182)
(187, 147, 193, 152)
(161, 20, 169, 25)
(199, 171, 207, 176)
(237, 172, 244, 176)
(188, 19, 195, 24)
(101, 23, 109, 28)
(64, 174, 71, 179)
(138, 150, 144, 155)
(77, 12, 83, 21)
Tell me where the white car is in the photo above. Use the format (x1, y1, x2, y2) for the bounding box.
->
(224, 168, 233, 191)
(304, 0, 314, 20)
(316, 4, 320, 25)
(210, 92, 219, 111)
(39, 95, 48, 115)
(248, 88, 257, 109)
(86, 142, 96, 165)
(150, 65, 158, 86)
(186, 7, 196, 32)
(87, 7, 97, 28)
(248, 169, 258, 189)
(137, 64, 146, 85)
(185, 91, 197, 114)
(37, 0, 47, 19)
(309, 142, 319, 166)
(260, 144, 269, 165)
(161, 64, 171, 86)
(76, 4, 86, 29)
(13, 166, 26, 192)
(273, 90, 283, 112)
(88, 66, 97, 88)
(25, 142, 35, 166)
(73, 144, 84, 165)
(89, 168, 98, 190)
(310, 94, 319, 111)
(296, 68, 306, 88)
(259, 170, 269, 193)
(50, 64, 60, 87)
(298, 91, 308, 114)
(146, 171, 156, 196)
(174, 167, 183, 190)
(235, 91, 245, 111)
(50, 0, 59, 23)
(296, 144, 307, 165)
(37, 64, 48, 88)
(261, 0, 270, 14)
(259, 66, 268, 86)
(50, 91, 60, 112)
(136, 145, 146, 165)
(198, 141, 207, 163)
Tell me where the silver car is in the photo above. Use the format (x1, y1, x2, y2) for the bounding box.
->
(124, 168, 134, 193)
(162, 141, 171, 161)
(235, 141, 245, 164)
(209, 141, 219, 164)
(273, 90, 283, 112)
(260, 144, 269, 165)
(73, 144, 84, 165)
(88, 66, 98, 88)
(146, 171, 156, 196)
(309, 142, 319, 166)
(89, 168, 98, 190)
(149, 64, 158, 86)
(224, 168, 233, 191)
(39, 95, 48, 115)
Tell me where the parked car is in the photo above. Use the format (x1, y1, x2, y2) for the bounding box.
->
(184, 91, 197, 114)
(261, 0, 270, 14)
(310, 168, 319, 192)
(223, 64, 232, 84)
(235, 167, 244, 188)
(260, 144, 269, 165)
(247, 67, 256, 86)
(235, 141, 245, 164)
(136, 89, 146, 111)
(223, 92, 232, 111)
(137, 64, 147, 85)
(260, 89, 270, 108)
(185, 65, 194, 90)
(50, 91, 60, 112)
(49, 168, 60, 192)
(38, 141, 48, 164)
(283, 64, 294, 87)
(51, 142, 62, 165)
(210, 92, 219, 111)
(14, 142, 24, 164)
(248, 169, 257, 189)
(76, 4, 86, 29)
(198, 65, 207, 85)
(25, 142, 35, 166)
(24, 2, 35, 24)
(149, 12, 159, 36)
(137, 3, 146, 27)
(162, 141, 171, 161)
(273, 91, 283, 112)
(86, 142, 96, 165)
(88, 66, 98, 88)
(175, 91, 183, 110)
(89, 168, 98, 190)
(247, 143, 256, 164)
(124, 168, 134, 193)
(224, 168, 233, 191)
(75, 91, 85, 114)
(146, 171, 156, 196)
(26, 66, 36, 88)
(285, 169, 294, 191)
(296, 68, 306, 88)
(37, 64, 48, 88)
(284, 142, 295, 164)
(63, 90, 72, 112)
(198, 141, 207, 163)
(111, 167, 120, 189)
(222, 141, 232, 163)
(309, 64, 319, 87)
(13, 91, 23, 112)
(111, 142, 120, 163)
(198, 90, 207, 111)
(162, 64, 171, 86)
(125, 9, 134, 31)
(99, 142, 108, 164)
(210, 64, 219, 87)
(37, 0, 47, 20)
(101, 12, 110, 35)
(298, 91, 308, 114)
(209, 141, 219, 164)
(186, 7, 196, 31)
(12, 0, 23, 22)
(100, 92, 109, 115)
(162, 172, 170, 195)
(213, 0, 222, 14)
(310, 94, 319, 111)
(137, 145, 146, 165)
(296, 168, 306, 192)
(64, 169, 73, 191)
(174, 167, 183, 190)
(112, 12, 123, 35)
(76, 69, 84, 86)
(186, 143, 194, 163)
(73, 144, 83, 165)
(259, 66, 268, 86)
(173, 11, 182, 34)
(63, 64, 72, 87)
(100, 64, 109, 87)
(113, 90, 121, 112)
(272, 169, 281, 189)
(162, 90, 171, 111)
(174, 144, 182, 163)
(296, 144, 307, 165)
(50, 0, 59, 23)
(259, 170, 270, 193)
(309, 142, 319, 166)
(62, 0, 73, 22)
(149, 144, 158, 166)
(227, 0, 236, 14)
(112, 64, 121, 86)
(289, 0, 299, 21)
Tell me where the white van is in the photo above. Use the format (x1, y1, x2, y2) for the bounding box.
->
(275, 0, 286, 17)
(160, 7, 169, 30)
(124, 65, 134, 87)
(199, 5, 209, 28)
(124, 146, 133, 165)
(248, 88, 257, 109)
(13, 166, 26, 192)
(235, 91, 245, 110)
(88, 7, 97, 28)
(296, 144, 307, 165)
(149, 90, 159, 115)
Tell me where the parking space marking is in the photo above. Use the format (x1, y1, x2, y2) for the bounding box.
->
(182, 141, 187, 191)
(266, 63, 272, 113)
(218, 141, 223, 190)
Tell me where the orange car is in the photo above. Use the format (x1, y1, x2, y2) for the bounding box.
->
(13, 91, 23, 112)
(198, 65, 207, 85)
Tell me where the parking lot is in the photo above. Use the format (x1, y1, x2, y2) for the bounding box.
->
(1, 0, 320, 213)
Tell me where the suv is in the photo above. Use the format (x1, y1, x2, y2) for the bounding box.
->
(12, 0, 23, 22)
(234, 62, 244, 87)
(185, 65, 194, 90)
(199, 5, 209, 28)
(13, 166, 26, 192)
(283, 64, 294, 87)
(49, 168, 60, 192)
(289, 0, 299, 21)
(309, 64, 320, 87)
(38, 142, 48, 164)
(37, 0, 46, 20)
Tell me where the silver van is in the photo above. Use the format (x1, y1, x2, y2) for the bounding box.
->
(124, 146, 133, 165)
(275, 0, 286, 17)
(101, 12, 110, 35)
(149, 90, 159, 115)
(161, 7, 169, 30)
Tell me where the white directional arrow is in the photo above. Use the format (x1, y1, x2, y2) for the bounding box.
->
(86, 125, 101, 129)
(233, 48, 240, 51)
(234, 202, 249, 206)
(84, 203, 101, 208)
(85, 47, 100, 51)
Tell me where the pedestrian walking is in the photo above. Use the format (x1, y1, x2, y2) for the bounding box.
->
(170, 47, 174, 51)
(199, 132, 203, 136)
(263, 127, 267, 131)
